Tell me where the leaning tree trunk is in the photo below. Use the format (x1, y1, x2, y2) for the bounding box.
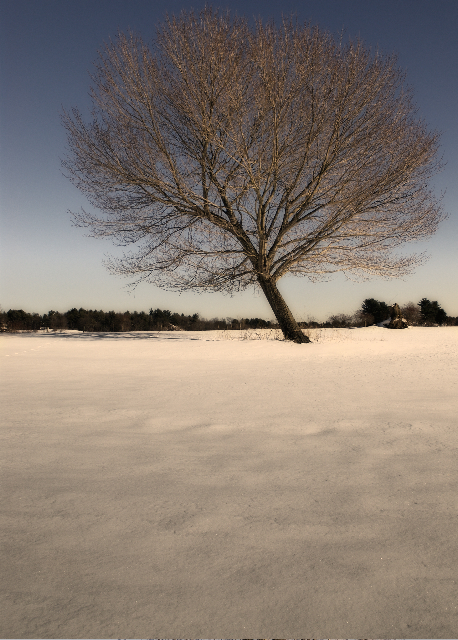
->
(257, 276, 310, 343)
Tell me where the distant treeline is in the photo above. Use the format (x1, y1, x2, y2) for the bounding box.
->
(0, 307, 274, 332)
(1, 299, 456, 332)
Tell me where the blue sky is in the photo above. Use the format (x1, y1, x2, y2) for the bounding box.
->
(1, 0, 457, 321)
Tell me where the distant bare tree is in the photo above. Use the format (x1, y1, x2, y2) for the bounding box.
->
(327, 313, 353, 328)
(352, 309, 371, 327)
(400, 301, 421, 325)
(63, 9, 444, 342)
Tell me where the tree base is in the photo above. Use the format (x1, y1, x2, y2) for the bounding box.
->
(257, 276, 311, 343)
(283, 328, 311, 343)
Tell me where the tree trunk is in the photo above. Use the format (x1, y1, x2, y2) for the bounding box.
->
(257, 276, 310, 343)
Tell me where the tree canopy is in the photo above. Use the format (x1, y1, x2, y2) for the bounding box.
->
(63, 8, 444, 342)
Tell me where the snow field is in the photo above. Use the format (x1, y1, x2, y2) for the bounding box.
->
(1, 327, 457, 637)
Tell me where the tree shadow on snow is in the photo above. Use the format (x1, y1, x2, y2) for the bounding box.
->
(23, 331, 203, 341)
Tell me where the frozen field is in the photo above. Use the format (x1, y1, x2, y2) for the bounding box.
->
(1, 327, 457, 638)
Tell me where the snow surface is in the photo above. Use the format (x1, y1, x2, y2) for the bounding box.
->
(1, 327, 457, 638)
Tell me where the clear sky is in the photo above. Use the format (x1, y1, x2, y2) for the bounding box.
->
(1, 0, 457, 322)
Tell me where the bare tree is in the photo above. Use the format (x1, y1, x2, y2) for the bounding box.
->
(62, 8, 444, 343)
(400, 301, 421, 325)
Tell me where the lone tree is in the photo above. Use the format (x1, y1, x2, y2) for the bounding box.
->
(63, 9, 444, 343)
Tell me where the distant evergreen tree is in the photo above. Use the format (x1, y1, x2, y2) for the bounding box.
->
(42, 310, 66, 330)
(6, 309, 41, 331)
(361, 299, 390, 325)
(149, 308, 173, 329)
(243, 318, 272, 329)
(418, 299, 447, 324)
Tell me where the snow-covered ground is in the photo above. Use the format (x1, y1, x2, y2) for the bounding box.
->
(1, 327, 457, 638)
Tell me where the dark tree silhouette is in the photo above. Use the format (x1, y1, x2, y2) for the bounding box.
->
(361, 298, 390, 325)
(418, 298, 447, 325)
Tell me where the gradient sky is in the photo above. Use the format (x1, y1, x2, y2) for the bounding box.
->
(1, 0, 457, 322)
